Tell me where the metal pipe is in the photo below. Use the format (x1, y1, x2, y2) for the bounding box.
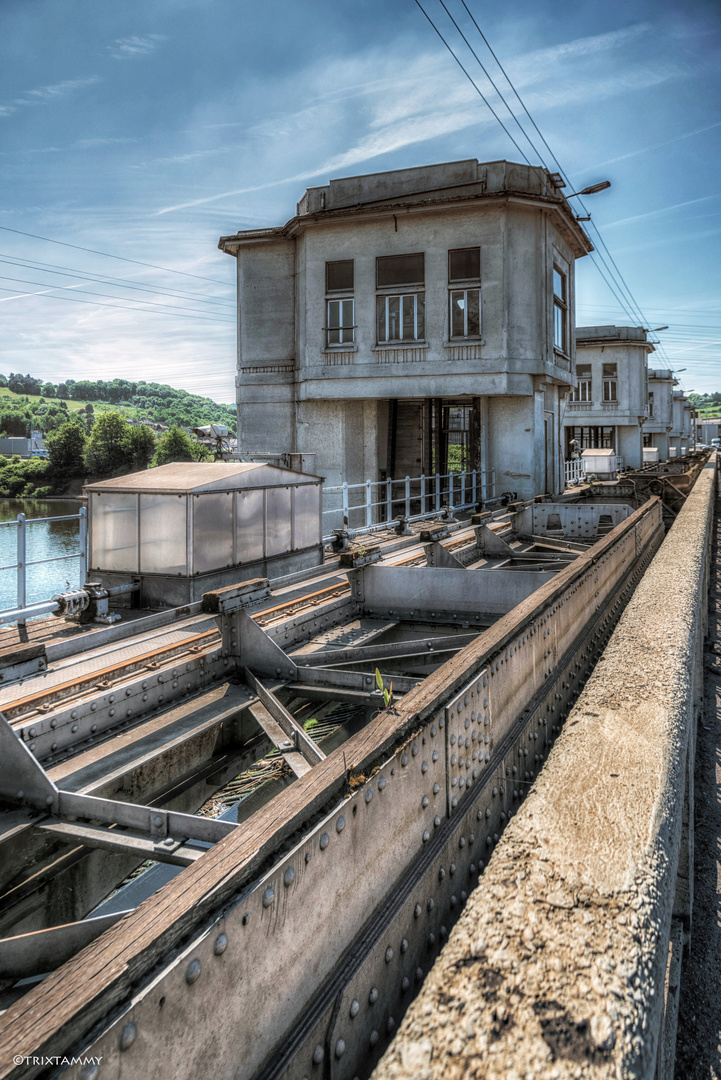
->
(0, 600, 60, 625)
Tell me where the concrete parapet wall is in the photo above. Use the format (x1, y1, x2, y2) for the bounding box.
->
(374, 459, 716, 1080)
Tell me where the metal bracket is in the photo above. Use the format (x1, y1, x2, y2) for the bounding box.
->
(244, 668, 325, 768)
(474, 524, 514, 557)
(424, 542, 466, 569)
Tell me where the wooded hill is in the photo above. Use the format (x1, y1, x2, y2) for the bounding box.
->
(0, 373, 235, 437)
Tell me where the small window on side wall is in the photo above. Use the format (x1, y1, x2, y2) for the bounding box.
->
(326, 260, 353, 292)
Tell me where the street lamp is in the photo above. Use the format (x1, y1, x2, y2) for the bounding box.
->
(566, 180, 612, 197)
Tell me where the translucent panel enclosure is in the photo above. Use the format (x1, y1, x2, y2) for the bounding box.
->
(236, 489, 264, 563)
(266, 487, 292, 558)
(293, 484, 321, 550)
(140, 494, 187, 574)
(90, 493, 138, 572)
(192, 492, 233, 574)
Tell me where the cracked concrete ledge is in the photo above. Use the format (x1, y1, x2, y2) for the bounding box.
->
(373, 461, 716, 1080)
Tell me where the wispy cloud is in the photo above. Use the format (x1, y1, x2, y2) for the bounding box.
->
(107, 35, 165, 61)
(0, 76, 100, 117)
(157, 23, 683, 217)
(576, 120, 721, 172)
(604, 194, 721, 229)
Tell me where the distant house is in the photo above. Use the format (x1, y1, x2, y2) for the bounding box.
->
(219, 158, 593, 500)
(563, 326, 652, 470)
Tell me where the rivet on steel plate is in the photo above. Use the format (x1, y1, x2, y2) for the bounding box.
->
(283, 867, 295, 887)
(412, 743, 419, 756)
(71, 724, 79, 732)
(428, 932, 436, 946)
(421, 760, 428, 774)
(421, 796, 429, 809)
(402, 976, 410, 992)
(153, 815, 163, 827)
(385, 946, 394, 963)
(477, 809, 483, 821)
(439, 717, 445, 728)
(378, 777, 387, 791)
(350, 999, 360, 1018)
(365, 789, 373, 803)
(461, 891, 468, 902)
(119, 1021, 138, 1051)
(414, 903, 422, 919)
(387, 1016, 395, 1033)
(422, 829, 430, 843)
(401, 938, 408, 953)
(320, 832, 330, 850)
(214, 933, 228, 955)
(433, 782, 440, 795)
(441, 923, 448, 935)
(459, 837, 466, 848)
(470, 863, 477, 875)
(91, 702, 96, 711)
(434, 815, 441, 827)
(336, 816, 346, 833)
(335, 1039, 346, 1059)
(262, 887, 275, 908)
(369, 986, 379, 1004)
(91, 724, 97, 733)
(369, 1030, 379, 1047)
(450, 862, 456, 876)
(312, 1045, 325, 1064)
(430, 725, 437, 737)
(79, 1063, 99, 1080)
(451, 796, 458, 809)
(416, 966, 424, 982)
(185, 959, 201, 984)
(427, 897, 435, 911)
(401, 753, 408, 767)
(438, 867, 446, 881)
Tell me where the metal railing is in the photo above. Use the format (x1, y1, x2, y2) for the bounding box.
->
(565, 457, 625, 486)
(0, 508, 87, 626)
(322, 470, 495, 541)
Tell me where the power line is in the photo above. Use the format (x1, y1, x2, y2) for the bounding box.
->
(0, 282, 235, 322)
(418, 0, 663, 347)
(0, 253, 235, 308)
(0, 224, 233, 287)
(411, 0, 534, 166)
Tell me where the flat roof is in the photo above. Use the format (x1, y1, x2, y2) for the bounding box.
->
(85, 461, 321, 495)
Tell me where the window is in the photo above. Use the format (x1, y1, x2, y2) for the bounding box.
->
(448, 247, 480, 339)
(553, 265, 568, 353)
(568, 426, 614, 450)
(648, 391, 654, 417)
(602, 363, 618, 402)
(325, 260, 354, 346)
(376, 253, 425, 343)
(572, 363, 592, 402)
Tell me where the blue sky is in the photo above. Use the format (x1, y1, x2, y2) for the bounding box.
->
(1, 0, 720, 401)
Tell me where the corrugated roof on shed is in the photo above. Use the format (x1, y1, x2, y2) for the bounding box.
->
(84, 461, 321, 495)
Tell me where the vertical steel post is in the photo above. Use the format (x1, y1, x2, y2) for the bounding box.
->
(404, 476, 410, 519)
(386, 478, 392, 523)
(472, 469, 477, 505)
(365, 481, 372, 528)
(78, 506, 88, 586)
(420, 474, 426, 516)
(460, 470, 466, 507)
(342, 482, 349, 529)
(16, 513, 26, 625)
(448, 474, 454, 511)
(435, 473, 441, 512)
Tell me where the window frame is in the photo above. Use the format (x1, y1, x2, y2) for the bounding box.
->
(602, 362, 618, 403)
(572, 363, 592, 402)
(325, 259, 355, 348)
(448, 247, 481, 341)
(376, 292, 425, 344)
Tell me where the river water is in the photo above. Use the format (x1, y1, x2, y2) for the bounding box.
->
(0, 498, 83, 612)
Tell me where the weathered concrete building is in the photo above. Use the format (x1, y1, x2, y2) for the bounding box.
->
(219, 159, 592, 500)
(642, 371, 691, 460)
(563, 325, 652, 470)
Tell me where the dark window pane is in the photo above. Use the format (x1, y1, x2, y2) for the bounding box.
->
(602, 363, 617, 377)
(576, 364, 591, 376)
(553, 267, 565, 301)
(554, 303, 565, 349)
(416, 294, 425, 339)
(450, 291, 465, 337)
(387, 294, 401, 340)
(326, 260, 354, 291)
(376, 253, 424, 287)
(449, 247, 480, 281)
(466, 289, 480, 335)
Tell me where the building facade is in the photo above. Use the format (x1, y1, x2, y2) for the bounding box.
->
(563, 325, 652, 470)
(219, 159, 592, 500)
(643, 370, 679, 461)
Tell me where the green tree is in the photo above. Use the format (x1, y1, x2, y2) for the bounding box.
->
(83, 411, 133, 476)
(126, 424, 156, 471)
(46, 421, 86, 477)
(42, 383, 55, 398)
(151, 425, 210, 467)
